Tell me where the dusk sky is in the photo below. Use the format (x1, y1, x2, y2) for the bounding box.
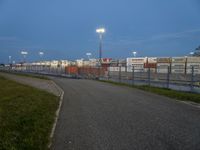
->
(0, 0, 200, 63)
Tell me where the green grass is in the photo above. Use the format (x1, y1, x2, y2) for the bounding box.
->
(100, 80, 200, 103)
(0, 76, 59, 150)
(0, 70, 50, 80)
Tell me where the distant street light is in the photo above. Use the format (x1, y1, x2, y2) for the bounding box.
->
(189, 52, 194, 56)
(8, 56, 12, 64)
(38, 51, 44, 72)
(132, 51, 137, 57)
(39, 51, 44, 58)
(21, 51, 28, 63)
(96, 28, 105, 66)
(86, 52, 92, 60)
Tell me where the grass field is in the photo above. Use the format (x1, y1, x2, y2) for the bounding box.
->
(100, 80, 200, 103)
(0, 76, 59, 150)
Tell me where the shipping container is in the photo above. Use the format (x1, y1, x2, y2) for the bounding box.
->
(171, 69, 185, 74)
(157, 63, 170, 73)
(171, 63, 185, 69)
(186, 63, 200, 74)
(171, 57, 186, 63)
(144, 63, 157, 68)
(171, 57, 186, 74)
(127, 57, 147, 65)
(147, 57, 157, 63)
(66, 66, 78, 75)
(157, 57, 171, 63)
(187, 57, 200, 63)
(109, 67, 120, 72)
(126, 64, 144, 72)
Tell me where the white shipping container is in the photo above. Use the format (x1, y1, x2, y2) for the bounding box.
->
(186, 63, 200, 74)
(109, 67, 126, 72)
(157, 63, 170, 73)
(171, 63, 185, 69)
(186, 69, 200, 74)
(126, 57, 147, 65)
(144, 68, 156, 73)
(172, 57, 186, 63)
(157, 58, 171, 63)
(187, 57, 200, 63)
(186, 63, 200, 68)
(148, 57, 157, 63)
(127, 66, 133, 72)
(120, 67, 126, 72)
(157, 69, 169, 73)
(157, 63, 170, 68)
(171, 69, 185, 74)
(109, 67, 119, 72)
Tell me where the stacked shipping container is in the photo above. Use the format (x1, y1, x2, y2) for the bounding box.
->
(126, 57, 147, 72)
(171, 57, 186, 74)
(157, 58, 171, 73)
(186, 57, 200, 74)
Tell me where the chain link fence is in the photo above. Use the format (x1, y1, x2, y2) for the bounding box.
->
(1, 65, 200, 93)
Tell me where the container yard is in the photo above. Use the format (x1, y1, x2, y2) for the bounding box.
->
(4, 56, 200, 75)
(2, 56, 199, 92)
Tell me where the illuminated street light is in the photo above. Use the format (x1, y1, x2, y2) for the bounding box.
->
(39, 51, 44, 57)
(96, 28, 105, 34)
(21, 51, 28, 55)
(189, 52, 194, 56)
(21, 51, 28, 62)
(96, 27, 106, 65)
(132, 51, 137, 57)
(8, 56, 12, 64)
(86, 52, 92, 60)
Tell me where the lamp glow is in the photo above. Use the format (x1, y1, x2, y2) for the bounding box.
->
(21, 51, 28, 55)
(132, 51, 137, 57)
(96, 28, 105, 34)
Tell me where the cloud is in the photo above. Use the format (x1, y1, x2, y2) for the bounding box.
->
(150, 28, 200, 41)
(107, 28, 200, 46)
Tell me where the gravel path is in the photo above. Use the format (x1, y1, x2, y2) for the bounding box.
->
(52, 77, 200, 150)
(0, 72, 61, 96)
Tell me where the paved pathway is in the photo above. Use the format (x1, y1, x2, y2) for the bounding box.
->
(0, 72, 61, 96)
(51, 77, 200, 150)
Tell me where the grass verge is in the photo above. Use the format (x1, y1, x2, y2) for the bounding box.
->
(100, 80, 200, 103)
(0, 76, 59, 150)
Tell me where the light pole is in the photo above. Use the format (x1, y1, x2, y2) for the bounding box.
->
(38, 52, 44, 72)
(132, 51, 137, 57)
(86, 52, 92, 60)
(96, 28, 105, 66)
(39, 51, 44, 59)
(21, 51, 28, 63)
(8, 56, 12, 64)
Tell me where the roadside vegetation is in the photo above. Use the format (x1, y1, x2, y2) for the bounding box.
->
(0, 76, 59, 150)
(100, 80, 200, 103)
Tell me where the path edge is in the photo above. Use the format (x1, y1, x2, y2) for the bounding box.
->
(48, 80, 64, 149)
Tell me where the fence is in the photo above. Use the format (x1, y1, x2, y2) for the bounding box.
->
(105, 66, 200, 93)
(1, 65, 200, 93)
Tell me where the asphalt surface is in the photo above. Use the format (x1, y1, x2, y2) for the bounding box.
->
(51, 77, 200, 150)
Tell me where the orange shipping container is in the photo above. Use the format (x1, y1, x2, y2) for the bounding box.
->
(66, 66, 78, 74)
(144, 63, 157, 68)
